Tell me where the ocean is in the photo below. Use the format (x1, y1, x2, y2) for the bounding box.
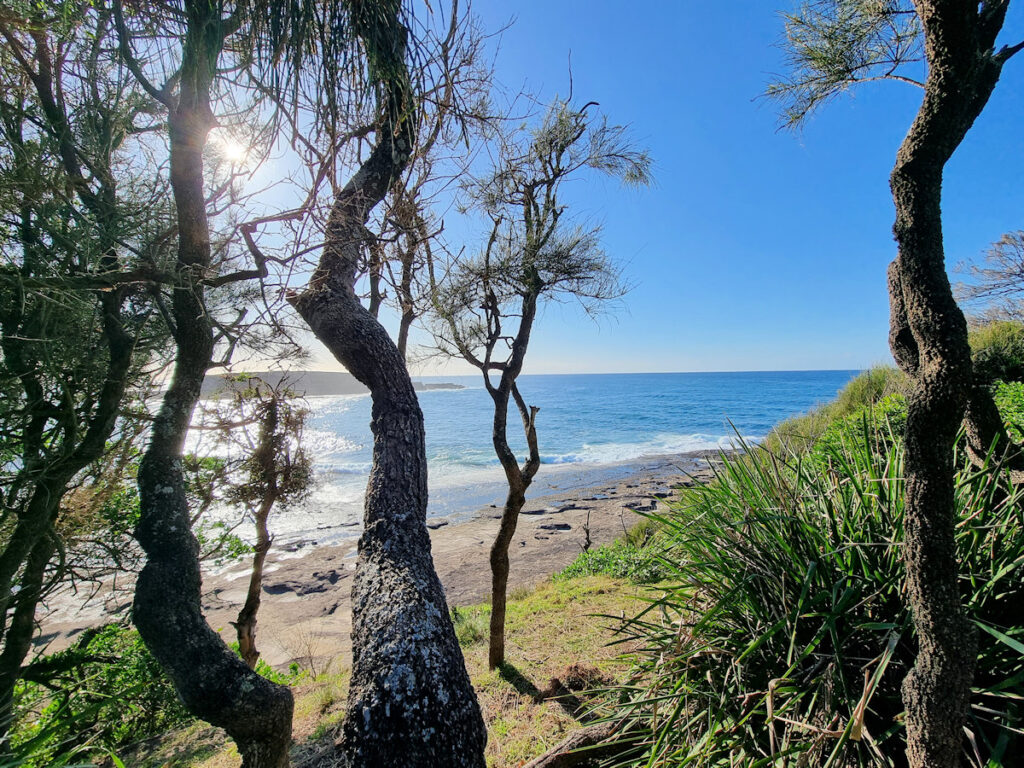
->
(267, 370, 860, 546)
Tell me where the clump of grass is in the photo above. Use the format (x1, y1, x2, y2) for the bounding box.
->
(556, 518, 669, 584)
(603, 424, 1024, 766)
(451, 605, 490, 647)
(11, 623, 193, 767)
(555, 540, 667, 584)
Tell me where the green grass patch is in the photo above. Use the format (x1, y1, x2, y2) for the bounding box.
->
(994, 379, 1024, 442)
(554, 539, 667, 583)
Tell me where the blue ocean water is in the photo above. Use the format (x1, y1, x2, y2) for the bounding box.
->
(282, 370, 859, 545)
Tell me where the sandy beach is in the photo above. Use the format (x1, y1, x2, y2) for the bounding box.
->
(37, 452, 718, 670)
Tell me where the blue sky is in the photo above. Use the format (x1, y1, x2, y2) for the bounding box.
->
(306, 2, 1024, 375)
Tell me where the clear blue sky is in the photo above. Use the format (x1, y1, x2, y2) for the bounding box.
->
(308, 1, 1024, 376)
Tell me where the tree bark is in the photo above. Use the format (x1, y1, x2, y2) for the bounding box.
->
(288, 2, 486, 764)
(235, 497, 274, 669)
(886, 4, 1017, 765)
(0, 534, 55, 741)
(487, 380, 540, 670)
(129, 4, 293, 766)
(522, 722, 624, 768)
(488, 482, 525, 670)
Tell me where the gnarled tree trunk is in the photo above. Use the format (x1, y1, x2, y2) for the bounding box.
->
(129, 4, 293, 766)
(288, 2, 485, 764)
(487, 372, 540, 670)
(886, 4, 1020, 765)
(234, 495, 274, 669)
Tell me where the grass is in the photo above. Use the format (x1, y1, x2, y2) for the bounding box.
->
(455, 575, 651, 767)
(116, 574, 649, 767)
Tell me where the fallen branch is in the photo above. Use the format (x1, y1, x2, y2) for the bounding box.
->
(523, 721, 627, 768)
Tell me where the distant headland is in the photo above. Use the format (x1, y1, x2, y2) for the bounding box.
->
(200, 370, 463, 398)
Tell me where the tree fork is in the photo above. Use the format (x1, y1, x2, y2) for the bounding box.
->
(287, 1, 485, 764)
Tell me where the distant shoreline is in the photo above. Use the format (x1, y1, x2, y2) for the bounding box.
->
(200, 370, 464, 398)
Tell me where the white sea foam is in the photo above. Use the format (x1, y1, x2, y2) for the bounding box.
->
(538, 432, 760, 466)
(303, 427, 364, 458)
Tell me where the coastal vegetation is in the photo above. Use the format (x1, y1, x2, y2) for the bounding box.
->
(8, 359, 1024, 765)
(432, 98, 650, 670)
(2, 1, 1023, 767)
(772, 4, 1024, 759)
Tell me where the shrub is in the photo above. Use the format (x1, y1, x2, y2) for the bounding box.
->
(603, 425, 1024, 767)
(765, 366, 908, 455)
(970, 320, 1024, 383)
(555, 539, 669, 584)
(806, 393, 906, 469)
(993, 380, 1024, 442)
(11, 624, 192, 766)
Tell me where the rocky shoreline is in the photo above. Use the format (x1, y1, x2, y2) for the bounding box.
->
(37, 451, 720, 670)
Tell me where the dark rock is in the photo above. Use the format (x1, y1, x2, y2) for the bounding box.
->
(263, 580, 306, 595)
(265, 568, 343, 596)
(311, 569, 342, 585)
(427, 519, 449, 529)
(557, 503, 590, 513)
(624, 500, 657, 512)
(539, 523, 571, 531)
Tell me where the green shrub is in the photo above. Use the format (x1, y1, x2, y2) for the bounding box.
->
(993, 380, 1024, 442)
(11, 624, 192, 766)
(765, 366, 908, 455)
(603, 425, 1024, 767)
(806, 393, 906, 469)
(970, 320, 1024, 383)
(555, 539, 669, 584)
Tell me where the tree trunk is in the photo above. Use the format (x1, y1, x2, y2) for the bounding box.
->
(235, 497, 274, 669)
(488, 484, 526, 670)
(0, 534, 55, 746)
(485, 298, 540, 671)
(287, 3, 485, 764)
(963, 383, 1024, 482)
(396, 231, 417, 360)
(130, 5, 293, 766)
(886, 5, 1017, 765)
(290, 214, 487, 768)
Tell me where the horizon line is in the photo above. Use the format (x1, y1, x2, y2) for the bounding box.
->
(217, 367, 868, 377)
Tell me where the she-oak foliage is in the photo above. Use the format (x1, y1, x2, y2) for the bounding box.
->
(432, 98, 650, 670)
(0, 3, 170, 750)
